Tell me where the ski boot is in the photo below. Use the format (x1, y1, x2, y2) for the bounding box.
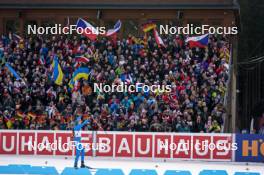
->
(80, 161, 93, 169)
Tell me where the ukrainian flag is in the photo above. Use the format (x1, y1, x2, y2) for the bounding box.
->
(52, 56, 64, 85)
(69, 67, 90, 88)
(5, 63, 21, 80)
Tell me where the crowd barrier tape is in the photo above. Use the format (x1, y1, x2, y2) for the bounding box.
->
(0, 130, 263, 162)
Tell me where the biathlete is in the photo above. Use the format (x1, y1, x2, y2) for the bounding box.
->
(72, 116, 92, 169)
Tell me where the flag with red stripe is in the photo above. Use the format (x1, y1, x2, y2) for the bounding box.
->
(74, 56, 89, 68)
(76, 18, 99, 41)
(105, 20, 122, 36)
(153, 29, 165, 48)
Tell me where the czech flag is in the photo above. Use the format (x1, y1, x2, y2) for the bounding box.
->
(69, 67, 90, 88)
(105, 20, 122, 36)
(74, 56, 89, 68)
(185, 33, 209, 48)
(52, 56, 64, 86)
(76, 18, 99, 41)
(153, 29, 165, 48)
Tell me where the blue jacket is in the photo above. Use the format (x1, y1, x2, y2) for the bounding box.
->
(73, 120, 89, 142)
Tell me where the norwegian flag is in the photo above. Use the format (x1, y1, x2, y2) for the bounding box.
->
(74, 56, 89, 68)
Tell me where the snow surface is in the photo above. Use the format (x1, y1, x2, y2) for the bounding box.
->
(0, 155, 263, 175)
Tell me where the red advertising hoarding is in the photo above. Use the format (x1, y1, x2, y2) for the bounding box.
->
(0, 130, 233, 161)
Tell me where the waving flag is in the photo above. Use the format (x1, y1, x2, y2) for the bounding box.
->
(52, 56, 64, 85)
(38, 55, 46, 65)
(16, 111, 24, 118)
(76, 18, 99, 41)
(142, 22, 156, 33)
(105, 20, 122, 47)
(185, 33, 209, 48)
(153, 29, 165, 48)
(46, 87, 57, 99)
(105, 20, 122, 36)
(75, 56, 89, 63)
(12, 34, 22, 42)
(72, 80, 80, 92)
(120, 73, 133, 84)
(74, 56, 89, 68)
(69, 67, 90, 88)
(5, 63, 21, 80)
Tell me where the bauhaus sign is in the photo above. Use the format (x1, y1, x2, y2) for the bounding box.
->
(235, 134, 264, 162)
(0, 130, 233, 161)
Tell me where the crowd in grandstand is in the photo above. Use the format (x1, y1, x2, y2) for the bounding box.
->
(0, 31, 230, 133)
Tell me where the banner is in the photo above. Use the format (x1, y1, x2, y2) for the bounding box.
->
(0, 130, 233, 161)
(235, 134, 264, 162)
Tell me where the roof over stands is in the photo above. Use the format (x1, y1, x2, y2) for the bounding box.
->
(0, 0, 239, 10)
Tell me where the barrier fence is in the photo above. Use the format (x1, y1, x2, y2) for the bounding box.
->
(0, 130, 263, 162)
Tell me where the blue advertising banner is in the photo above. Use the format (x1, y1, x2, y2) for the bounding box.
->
(235, 134, 264, 162)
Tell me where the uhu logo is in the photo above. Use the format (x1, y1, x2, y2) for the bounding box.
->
(242, 140, 264, 157)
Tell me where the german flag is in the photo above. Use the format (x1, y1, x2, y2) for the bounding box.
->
(67, 115, 74, 122)
(142, 22, 157, 33)
(131, 36, 140, 44)
(27, 112, 37, 118)
(16, 111, 24, 118)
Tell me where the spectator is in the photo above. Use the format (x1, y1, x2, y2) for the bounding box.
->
(193, 115, 205, 132)
(0, 33, 230, 132)
(209, 120, 221, 133)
